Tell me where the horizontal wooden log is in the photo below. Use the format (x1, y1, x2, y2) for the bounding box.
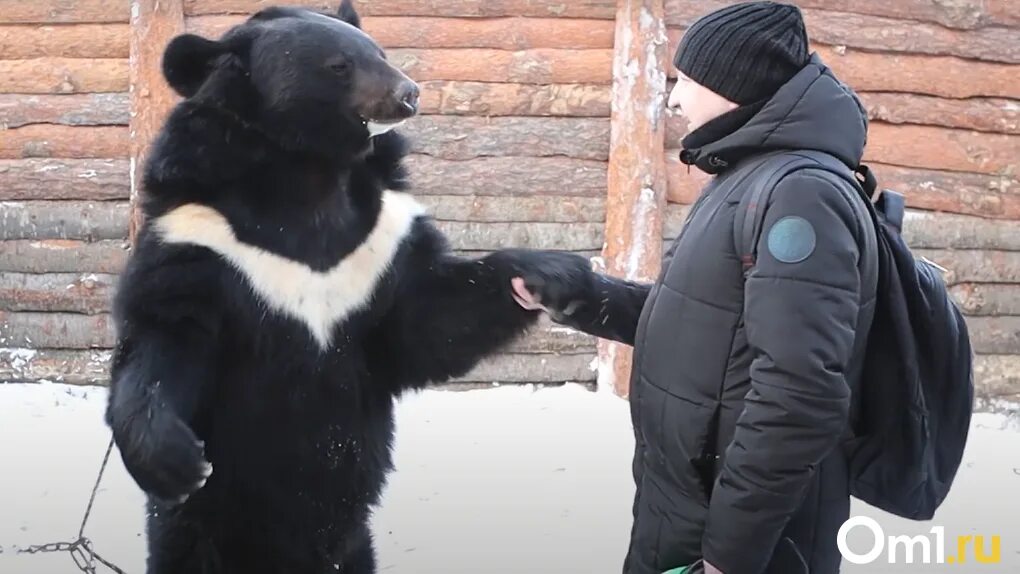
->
(0, 272, 115, 315)
(951, 284, 1020, 317)
(966, 317, 1020, 356)
(435, 221, 602, 251)
(405, 155, 607, 197)
(0, 240, 129, 273)
(0, 94, 129, 128)
(0, 311, 111, 348)
(816, 46, 1018, 100)
(663, 119, 1019, 176)
(0, 312, 595, 354)
(863, 123, 1017, 176)
(666, 159, 1020, 220)
(0, 23, 129, 58)
(405, 116, 609, 160)
(419, 195, 605, 223)
(858, 93, 1019, 135)
(453, 353, 595, 384)
(662, 33, 1018, 99)
(0, 200, 129, 241)
(0, 125, 129, 159)
(790, 0, 1017, 31)
(916, 249, 1020, 285)
(0, 348, 112, 385)
(0, 58, 128, 93)
(973, 355, 1020, 404)
(0, 159, 130, 201)
(868, 163, 1020, 220)
(183, 0, 617, 19)
(0, 347, 595, 385)
(665, 1, 1020, 62)
(390, 48, 613, 84)
(900, 211, 1020, 251)
(418, 81, 611, 117)
(0, 0, 127, 24)
(188, 15, 615, 49)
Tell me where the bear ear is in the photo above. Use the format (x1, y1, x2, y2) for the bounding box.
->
(162, 34, 227, 98)
(337, 0, 362, 29)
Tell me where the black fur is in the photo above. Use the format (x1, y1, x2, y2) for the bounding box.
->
(106, 5, 591, 574)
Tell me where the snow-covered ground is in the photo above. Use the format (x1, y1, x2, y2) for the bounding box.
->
(1, 382, 1018, 573)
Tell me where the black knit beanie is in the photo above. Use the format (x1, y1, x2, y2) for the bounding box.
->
(673, 1, 809, 105)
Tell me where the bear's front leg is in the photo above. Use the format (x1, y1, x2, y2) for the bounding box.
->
(367, 220, 596, 392)
(106, 325, 216, 504)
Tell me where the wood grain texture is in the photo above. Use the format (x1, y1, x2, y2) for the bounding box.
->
(600, 0, 669, 398)
(0, 0, 128, 24)
(0, 23, 129, 58)
(0, 94, 130, 128)
(858, 93, 1020, 135)
(403, 116, 610, 160)
(389, 48, 614, 84)
(0, 159, 130, 201)
(0, 273, 115, 315)
(664, 0, 1020, 62)
(865, 163, 1020, 220)
(419, 195, 605, 223)
(187, 15, 616, 49)
(404, 155, 607, 197)
(0, 59, 128, 93)
(129, 0, 185, 243)
(417, 81, 611, 117)
(863, 123, 1018, 176)
(0, 125, 129, 159)
(951, 284, 1020, 317)
(183, 0, 618, 19)
(0, 240, 129, 274)
(786, 0, 1017, 31)
(0, 201, 130, 241)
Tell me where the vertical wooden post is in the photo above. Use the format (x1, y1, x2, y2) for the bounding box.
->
(129, 0, 185, 243)
(599, 0, 668, 398)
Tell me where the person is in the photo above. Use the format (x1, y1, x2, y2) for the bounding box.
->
(510, 2, 880, 573)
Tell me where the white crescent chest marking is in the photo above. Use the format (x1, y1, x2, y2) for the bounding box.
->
(153, 190, 425, 349)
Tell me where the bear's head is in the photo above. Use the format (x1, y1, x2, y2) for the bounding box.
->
(160, 1, 418, 161)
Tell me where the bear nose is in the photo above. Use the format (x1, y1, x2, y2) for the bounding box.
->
(396, 81, 419, 115)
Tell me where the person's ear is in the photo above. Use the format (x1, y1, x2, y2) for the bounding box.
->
(162, 34, 227, 97)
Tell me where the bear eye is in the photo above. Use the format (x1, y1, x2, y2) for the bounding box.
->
(327, 57, 351, 75)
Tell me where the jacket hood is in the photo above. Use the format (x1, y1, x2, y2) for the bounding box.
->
(681, 53, 868, 174)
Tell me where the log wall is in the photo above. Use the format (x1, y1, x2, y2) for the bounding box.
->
(1, 0, 1017, 406)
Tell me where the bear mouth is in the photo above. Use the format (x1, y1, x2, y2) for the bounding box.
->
(362, 118, 405, 137)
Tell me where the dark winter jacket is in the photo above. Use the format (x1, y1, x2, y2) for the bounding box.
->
(556, 53, 880, 574)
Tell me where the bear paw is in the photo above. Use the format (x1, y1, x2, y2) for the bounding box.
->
(114, 410, 213, 505)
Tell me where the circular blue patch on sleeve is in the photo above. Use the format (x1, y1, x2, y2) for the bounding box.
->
(766, 216, 816, 264)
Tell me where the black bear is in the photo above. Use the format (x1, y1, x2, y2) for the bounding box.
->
(104, 3, 592, 573)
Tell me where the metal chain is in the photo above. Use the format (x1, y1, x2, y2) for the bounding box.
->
(15, 436, 129, 574)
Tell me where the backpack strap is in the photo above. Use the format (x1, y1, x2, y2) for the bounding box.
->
(734, 150, 882, 275)
(733, 153, 824, 275)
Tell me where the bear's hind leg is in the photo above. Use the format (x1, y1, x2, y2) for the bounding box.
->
(144, 501, 221, 574)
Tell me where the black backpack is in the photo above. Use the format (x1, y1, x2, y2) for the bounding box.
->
(734, 149, 975, 521)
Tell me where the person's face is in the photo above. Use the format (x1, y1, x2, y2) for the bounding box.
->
(667, 71, 738, 132)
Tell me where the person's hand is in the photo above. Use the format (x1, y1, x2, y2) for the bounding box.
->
(703, 562, 724, 574)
